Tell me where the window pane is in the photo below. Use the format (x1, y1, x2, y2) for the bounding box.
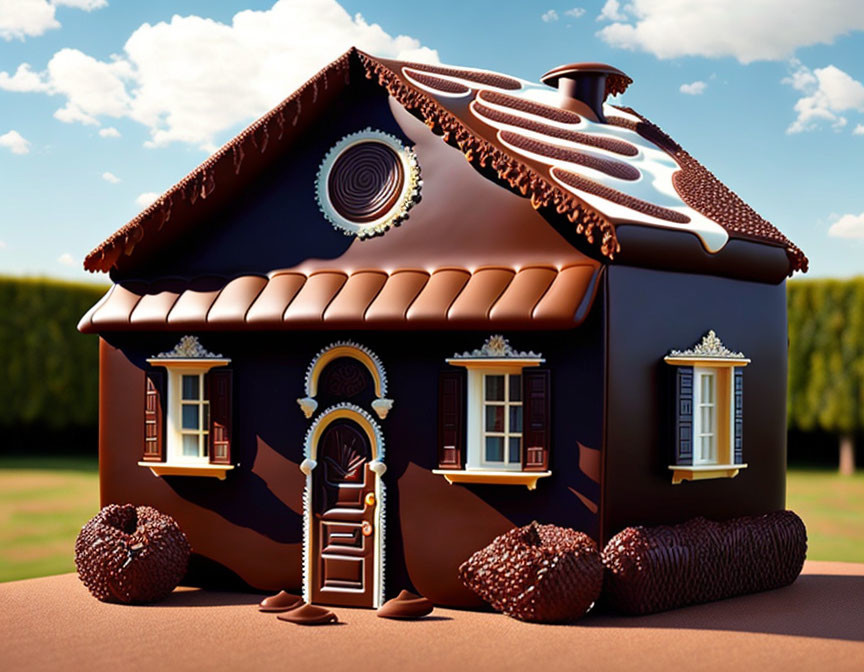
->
(202, 403, 209, 431)
(485, 375, 505, 402)
(701, 406, 713, 433)
(182, 404, 199, 430)
(182, 434, 199, 457)
(509, 406, 523, 433)
(508, 437, 521, 464)
(485, 405, 504, 432)
(182, 375, 199, 400)
(509, 375, 522, 402)
(485, 436, 504, 462)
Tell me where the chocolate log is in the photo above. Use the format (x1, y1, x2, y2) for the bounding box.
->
(601, 510, 807, 615)
(75, 504, 190, 604)
(458, 522, 602, 623)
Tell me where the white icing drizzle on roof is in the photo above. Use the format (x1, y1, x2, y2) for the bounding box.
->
(400, 63, 731, 254)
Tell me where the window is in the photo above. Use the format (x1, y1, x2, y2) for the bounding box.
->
(665, 331, 748, 485)
(140, 336, 233, 480)
(482, 374, 522, 469)
(177, 372, 210, 461)
(693, 369, 716, 465)
(433, 335, 551, 490)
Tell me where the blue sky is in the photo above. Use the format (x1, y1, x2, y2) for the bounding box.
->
(1, 0, 863, 282)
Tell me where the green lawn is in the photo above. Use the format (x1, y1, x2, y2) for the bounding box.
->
(786, 468, 864, 563)
(0, 459, 862, 583)
(0, 456, 99, 583)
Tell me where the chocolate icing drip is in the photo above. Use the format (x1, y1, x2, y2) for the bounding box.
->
(400, 62, 521, 90)
(360, 52, 619, 257)
(474, 102, 637, 156)
(404, 69, 471, 95)
(552, 168, 690, 223)
(328, 142, 405, 223)
(478, 90, 581, 125)
(501, 131, 640, 182)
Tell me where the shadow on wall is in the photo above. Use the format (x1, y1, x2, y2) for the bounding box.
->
(584, 572, 864, 643)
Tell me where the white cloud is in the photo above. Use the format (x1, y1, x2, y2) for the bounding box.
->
(680, 80, 707, 95)
(135, 192, 160, 208)
(0, 0, 59, 41)
(53, 0, 108, 9)
(0, 63, 51, 91)
(828, 212, 864, 238)
(595, 0, 864, 64)
(0, 0, 438, 150)
(0, 0, 107, 42)
(102, 171, 120, 183)
(854, 124, 864, 135)
(57, 252, 76, 266)
(783, 61, 864, 133)
(564, 8, 586, 19)
(541, 10, 559, 22)
(597, 0, 626, 22)
(98, 126, 120, 138)
(0, 130, 31, 154)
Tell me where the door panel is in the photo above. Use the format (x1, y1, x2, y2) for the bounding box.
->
(312, 420, 376, 607)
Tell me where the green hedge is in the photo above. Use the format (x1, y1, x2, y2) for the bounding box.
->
(787, 277, 864, 434)
(0, 277, 106, 432)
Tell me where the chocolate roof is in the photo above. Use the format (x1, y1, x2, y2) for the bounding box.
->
(76, 264, 600, 333)
(83, 48, 806, 275)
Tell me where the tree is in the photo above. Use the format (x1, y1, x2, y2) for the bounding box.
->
(787, 278, 864, 475)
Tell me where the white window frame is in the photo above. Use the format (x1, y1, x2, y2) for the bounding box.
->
(171, 370, 210, 464)
(480, 372, 523, 470)
(693, 367, 717, 465)
(465, 367, 525, 472)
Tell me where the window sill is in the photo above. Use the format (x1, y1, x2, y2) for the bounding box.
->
(432, 469, 551, 490)
(137, 461, 234, 480)
(668, 463, 747, 485)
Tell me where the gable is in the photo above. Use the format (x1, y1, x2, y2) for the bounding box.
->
(83, 48, 806, 278)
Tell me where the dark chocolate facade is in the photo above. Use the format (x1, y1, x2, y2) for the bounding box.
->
(81, 48, 803, 609)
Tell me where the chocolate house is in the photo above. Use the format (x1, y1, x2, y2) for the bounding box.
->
(78, 48, 807, 609)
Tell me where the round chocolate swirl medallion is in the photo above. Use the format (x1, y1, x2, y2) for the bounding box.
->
(316, 129, 421, 237)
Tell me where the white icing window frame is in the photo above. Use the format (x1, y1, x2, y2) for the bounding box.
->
(474, 370, 523, 471)
(170, 369, 210, 464)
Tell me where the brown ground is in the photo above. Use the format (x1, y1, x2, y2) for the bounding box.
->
(2, 561, 862, 672)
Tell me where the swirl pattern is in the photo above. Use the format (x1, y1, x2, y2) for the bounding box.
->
(328, 142, 405, 223)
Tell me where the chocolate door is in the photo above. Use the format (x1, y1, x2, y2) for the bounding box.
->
(311, 420, 376, 607)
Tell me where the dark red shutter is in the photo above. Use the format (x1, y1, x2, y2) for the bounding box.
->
(674, 366, 694, 466)
(208, 369, 233, 465)
(733, 368, 744, 464)
(522, 368, 551, 472)
(143, 369, 166, 462)
(438, 369, 466, 470)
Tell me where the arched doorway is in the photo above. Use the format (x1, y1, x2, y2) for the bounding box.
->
(302, 405, 385, 608)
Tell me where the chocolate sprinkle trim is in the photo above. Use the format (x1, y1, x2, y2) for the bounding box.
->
(398, 62, 522, 90)
(608, 108, 808, 273)
(552, 168, 691, 223)
(360, 52, 620, 257)
(478, 90, 582, 125)
(501, 131, 640, 182)
(473, 101, 638, 157)
(403, 68, 471, 95)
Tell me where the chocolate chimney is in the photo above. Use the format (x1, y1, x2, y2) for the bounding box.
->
(540, 63, 632, 123)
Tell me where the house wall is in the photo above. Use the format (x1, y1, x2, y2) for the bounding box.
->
(98, 317, 604, 607)
(601, 265, 788, 541)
